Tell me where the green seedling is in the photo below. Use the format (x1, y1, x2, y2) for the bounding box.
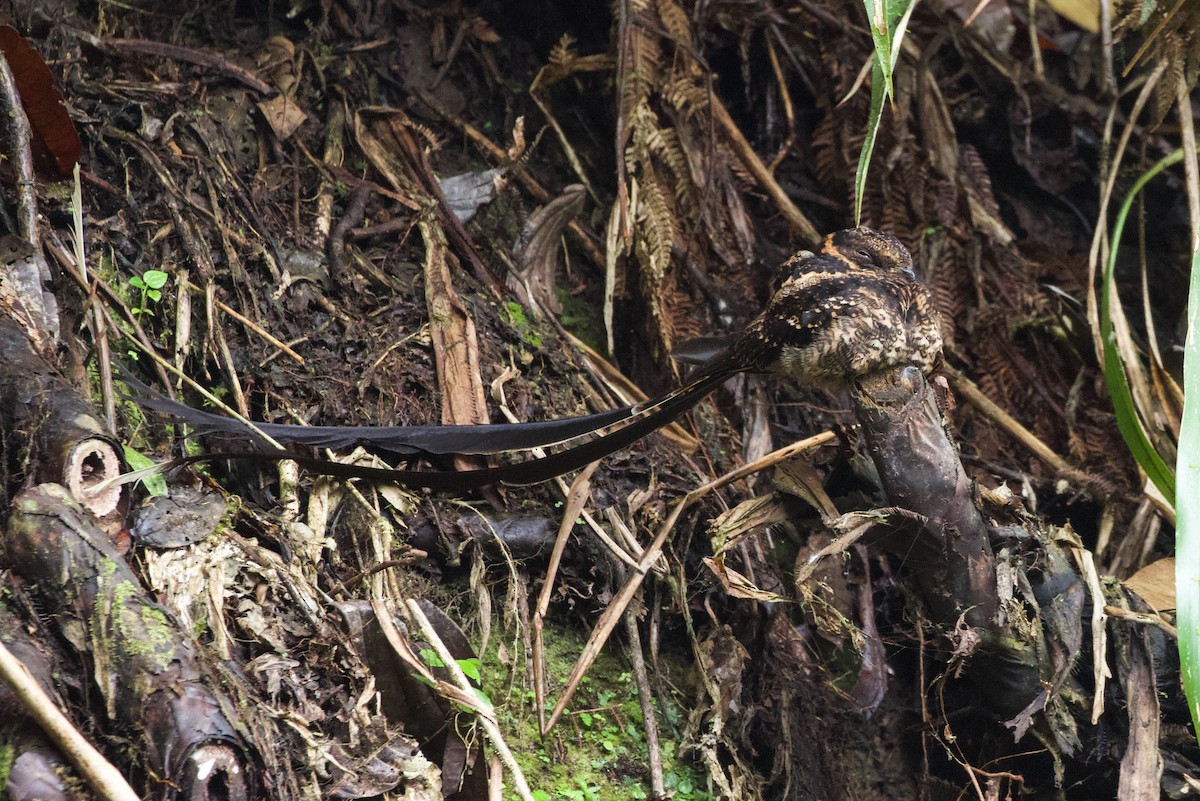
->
(129, 269, 169, 318)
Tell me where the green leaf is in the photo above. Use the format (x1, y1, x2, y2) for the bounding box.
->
(142, 269, 169, 290)
(854, 61, 888, 226)
(456, 657, 482, 683)
(122, 446, 168, 497)
(471, 686, 493, 713)
(1178, 220, 1200, 748)
(419, 648, 445, 668)
(854, 0, 916, 226)
(864, 0, 915, 94)
(1101, 149, 1180, 504)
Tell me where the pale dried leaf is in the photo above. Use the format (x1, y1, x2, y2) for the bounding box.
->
(258, 95, 308, 140)
(1125, 557, 1176, 611)
(439, 167, 506, 223)
(708, 494, 790, 557)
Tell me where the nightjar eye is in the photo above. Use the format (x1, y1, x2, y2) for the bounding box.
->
(855, 248, 875, 265)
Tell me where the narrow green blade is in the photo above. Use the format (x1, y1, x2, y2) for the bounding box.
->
(855, 0, 915, 226)
(1177, 222, 1200, 746)
(1102, 149, 1181, 504)
(854, 61, 888, 226)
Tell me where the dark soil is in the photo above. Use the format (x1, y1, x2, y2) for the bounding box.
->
(0, 0, 1195, 799)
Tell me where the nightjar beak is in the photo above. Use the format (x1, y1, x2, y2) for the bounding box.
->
(902, 268, 916, 279)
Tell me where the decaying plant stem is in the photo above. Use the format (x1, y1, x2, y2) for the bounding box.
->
(847, 368, 1146, 740)
(851, 368, 998, 631)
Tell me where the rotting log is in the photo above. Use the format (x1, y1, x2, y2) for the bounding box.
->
(852, 367, 999, 631)
(2, 484, 251, 800)
(0, 317, 123, 518)
(851, 367, 1071, 719)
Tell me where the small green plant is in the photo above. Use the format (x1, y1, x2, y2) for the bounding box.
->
(129, 269, 169, 318)
(561, 776, 601, 801)
(122, 446, 169, 497)
(489, 616, 712, 801)
(417, 649, 489, 705)
(418, 649, 481, 680)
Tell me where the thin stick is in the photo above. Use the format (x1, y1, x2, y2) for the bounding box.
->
(1071, 548, 1112, 724)
(1103, 605, 1178, 637)
(122, 339, 286, 450)
(0, 49, 36, 241)
(46, 233, 173, 389)
(1086, 60, 1167, 364)
(404, 600, 537, 801)
(943, 366, 1073, 473)
(184, 279, 304, 364)
(710, 95, 820, 244)
(73, 166, 115, 432)
(0, 639, 141, 801)
(414, 88, 607, 272)
(533, 462, 600, 733)
(543, 430, 835, 733)
(623, 608, 665, 797)
(369, 599, 436, 685)
(101, 37, 273, 94)
(494, 377, 643, 571)
(1176, 63, 1200, 253)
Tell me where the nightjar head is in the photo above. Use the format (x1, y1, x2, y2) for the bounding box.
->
(825, 227, 916, 278)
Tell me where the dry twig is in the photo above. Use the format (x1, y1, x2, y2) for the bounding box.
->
(0, 640, 140, 801)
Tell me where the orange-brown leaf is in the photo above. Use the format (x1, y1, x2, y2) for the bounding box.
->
(0, 25, 81, 179)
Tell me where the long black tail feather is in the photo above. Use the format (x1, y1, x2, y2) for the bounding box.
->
(121, 370, 639, 456)
(112, 358, 737, 492)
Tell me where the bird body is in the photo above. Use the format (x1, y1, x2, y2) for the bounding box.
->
(651, 228, 941, 430)
(728, 227, 942, 383)
(119, 227, 942, 492)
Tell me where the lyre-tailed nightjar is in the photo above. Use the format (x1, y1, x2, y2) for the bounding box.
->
(119, 227, 942, 491)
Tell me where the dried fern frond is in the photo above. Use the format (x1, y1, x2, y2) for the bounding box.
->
(531, 33, 614, 92)
(656, 0, 693, 47)
(549, 33, 577, 67)
(661, 76, 711, 116)
(631, 169, 682, 357)
(1118, 0, 1200, 88)
(636, 169, 677, 285)
(622, 15, 661, 114)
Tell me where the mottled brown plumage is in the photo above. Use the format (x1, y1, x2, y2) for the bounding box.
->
(724, 227, 942, 383)
(121, 227, 943, 491)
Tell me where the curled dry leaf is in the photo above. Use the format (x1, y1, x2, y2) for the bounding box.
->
(703, 556, 786, 602)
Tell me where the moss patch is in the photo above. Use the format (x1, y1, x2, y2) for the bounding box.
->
(482, 616, 711, 800)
